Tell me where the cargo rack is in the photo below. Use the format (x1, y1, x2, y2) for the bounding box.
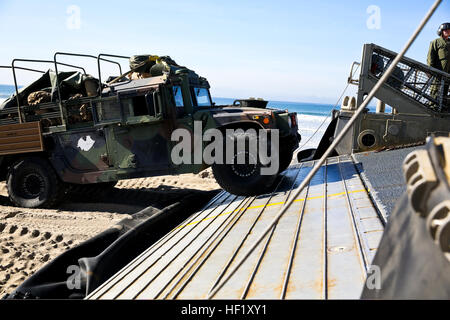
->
(0, 52, 131, 129)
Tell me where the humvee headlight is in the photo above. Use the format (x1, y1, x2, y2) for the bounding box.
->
(252, 114, 271, 124)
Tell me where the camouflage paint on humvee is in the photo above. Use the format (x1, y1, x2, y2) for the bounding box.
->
(0, 55, 300, 207)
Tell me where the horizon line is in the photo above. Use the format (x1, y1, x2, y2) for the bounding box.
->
(1, 85, 374, 108)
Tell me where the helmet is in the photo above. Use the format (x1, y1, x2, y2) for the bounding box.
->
(437, 22, 450, 36)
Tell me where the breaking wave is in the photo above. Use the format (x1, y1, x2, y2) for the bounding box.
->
(296, 113, 332, 150)
(0, 85, 14, 105)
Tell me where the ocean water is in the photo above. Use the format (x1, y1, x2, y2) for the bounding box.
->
(0, 84, 14, 102)
(0, 84, 339, 150)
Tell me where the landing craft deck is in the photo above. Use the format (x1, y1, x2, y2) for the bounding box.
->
(87, 147, 419, 300)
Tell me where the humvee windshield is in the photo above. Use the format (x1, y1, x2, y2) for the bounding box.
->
(172, 86, 184, 107)
(191, 87, 212, 107)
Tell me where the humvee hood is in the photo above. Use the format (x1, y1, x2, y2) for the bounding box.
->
(200, 106, 287, 115)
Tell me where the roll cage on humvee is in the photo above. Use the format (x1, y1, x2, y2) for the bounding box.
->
(0, 52, 300, 208)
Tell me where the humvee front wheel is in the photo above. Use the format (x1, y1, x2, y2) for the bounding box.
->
(278, 145, 294, 174)
(212, 131, 278, 196)
(7, 157, 65, 208)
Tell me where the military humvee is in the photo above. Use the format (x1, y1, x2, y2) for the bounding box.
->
(0, 53, 300, 208)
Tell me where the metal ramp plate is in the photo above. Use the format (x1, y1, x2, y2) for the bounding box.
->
(352, 146, 424, 222)
(87, 152, 395, 300)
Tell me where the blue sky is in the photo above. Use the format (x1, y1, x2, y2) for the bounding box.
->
(0, 0, 448, 103)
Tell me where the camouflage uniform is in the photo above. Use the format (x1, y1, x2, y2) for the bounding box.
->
(27, 90, 51, 106)
(427, 37, 450, 109)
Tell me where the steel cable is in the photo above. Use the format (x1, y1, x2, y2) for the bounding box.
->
(207, 0, 443, 299)
(296, 64, 360, 152)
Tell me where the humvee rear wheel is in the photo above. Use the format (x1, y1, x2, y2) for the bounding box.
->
(7, 157, 64, 208)
(212, 131, 278, 196)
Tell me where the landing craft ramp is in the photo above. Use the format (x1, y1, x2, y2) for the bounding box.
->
(87, 147, 419, 300)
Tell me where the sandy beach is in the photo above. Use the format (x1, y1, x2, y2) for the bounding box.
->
(0, 168, 220, 297)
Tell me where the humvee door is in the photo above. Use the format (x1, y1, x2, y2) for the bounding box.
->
(105, 89, 171, 170)
(57, 128, 110, 171)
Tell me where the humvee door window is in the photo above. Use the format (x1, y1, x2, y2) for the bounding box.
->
(131, 96, 149, 116)
(193, 88, 212, 106)
(173, 86, 184, 107)
(122, 93, 156, 118)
